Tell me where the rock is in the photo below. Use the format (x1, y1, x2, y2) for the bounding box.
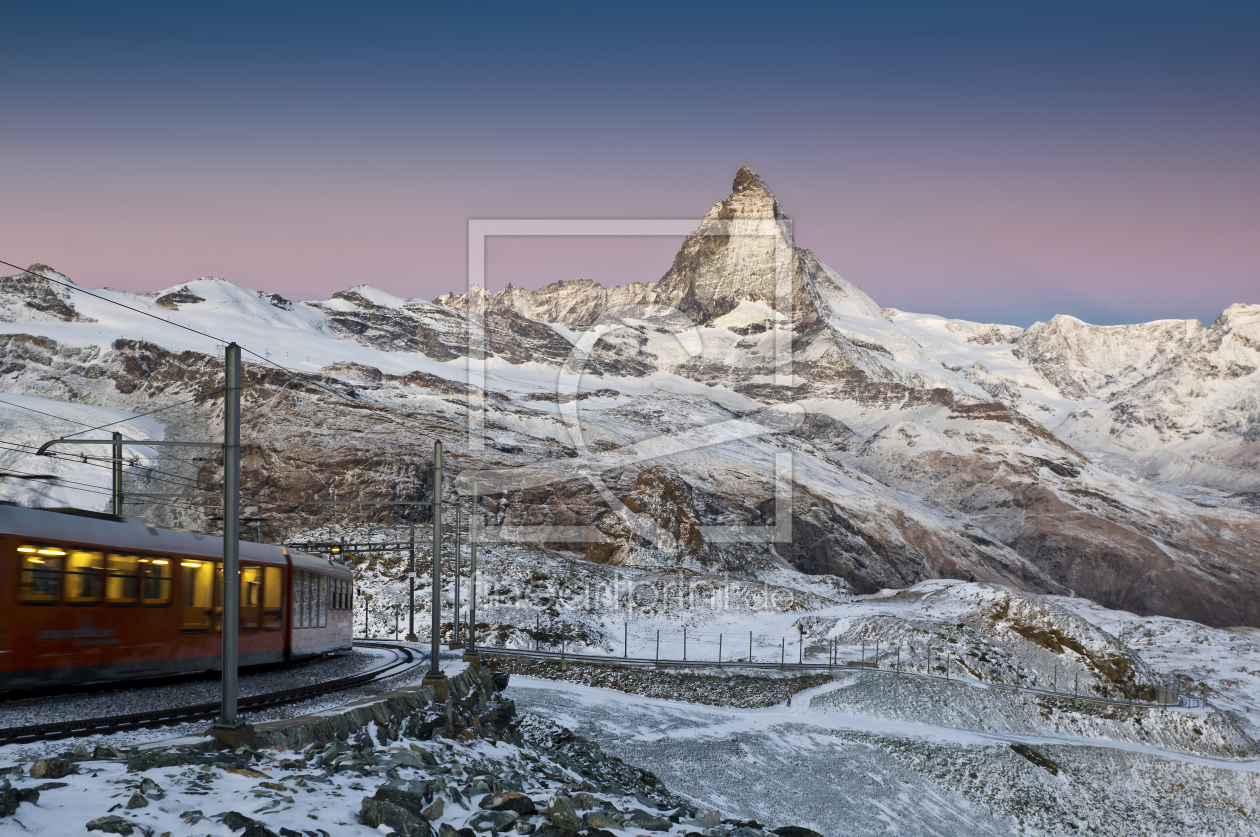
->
(373, 777, 433, 817)
(218, 811, 258, 831)
(0, 787, 21, 818)
(85, 815, 147, 835)
(731, 828, 768, 837)
(125, 750, 196, 772)
(545, 795, 581, 829)
(421, 796, 444, 820)
(771, 828, 824, 837)
(627, 809, 673, 831)
(514, 822, 536, 835)
(125, 792, 149, 809)
(479, 791, 537, 815)
(491, 671, 510, 691)
(359, 796, 434, 837)
(29, 757, 74, 779)
(570, 792, 597, 810)
(33, 782, 68, 792)
(411, 745, 441, 766)
(241, 823, 281, 837)
(468, 809, 519, 833)
(533, 826, 578, 837)
(180, 810, 203, 825)
(438, 825, 476, 837)
(139, 777, 164, 799)
(586, 830, 617, 837)
(585, 810, 623, 831)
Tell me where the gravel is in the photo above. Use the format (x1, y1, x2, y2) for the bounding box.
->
(0, 646, 433, 760)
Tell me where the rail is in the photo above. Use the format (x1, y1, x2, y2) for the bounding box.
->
(0, 642, 423, 746)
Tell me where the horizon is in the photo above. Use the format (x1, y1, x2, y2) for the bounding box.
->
(4, 2, 1258, 328)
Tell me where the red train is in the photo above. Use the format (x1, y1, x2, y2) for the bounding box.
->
(0, 504, 353, 690)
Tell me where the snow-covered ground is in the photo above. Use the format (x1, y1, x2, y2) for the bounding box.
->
(514, 675, 1260, 837)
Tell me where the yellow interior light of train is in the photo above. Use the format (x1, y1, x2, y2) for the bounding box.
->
(28, 557, 44, 564)
(37, 547, 66, 556)
(181, 561, 202, 567)
(151, 559, 169, 565)
(16, 546, 37, 553)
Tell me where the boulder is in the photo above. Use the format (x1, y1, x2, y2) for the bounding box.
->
(359, 796, 434, 837)
(479, 791, 537, 815)
(85, 815, 149, 835)
(218, 811, 258, 831)
(125, 792, 149, 809)
(138, 777, 164, 799)
(491, 671, 510, 691)
(373, 777, 433, 817)
(469, 809, 519, 832)
(771, 828, 824, 837)
(533, 825, 578, 837)
(438, 824, 477, 837)
(241, 823, 280, 837)
(627, 809, 673, 831)
(545, 795, 581, 829)
(585, 810, 623, 831)
(414, 794, 439, 822)
(29, 757, 74, 779)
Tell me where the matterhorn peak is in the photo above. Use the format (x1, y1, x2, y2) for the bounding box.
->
(732, 164, 775, 198)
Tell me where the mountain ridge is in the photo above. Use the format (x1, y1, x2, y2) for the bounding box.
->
(1, 167, 1257, 627)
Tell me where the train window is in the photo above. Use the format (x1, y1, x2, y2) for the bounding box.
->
(17, 544, 64, 603)
(317, 575, 327, 628)
(241, 565, 262, 630)
(180, 559, 215, 631)
(105, 554, 140, 604)
(263, 566, 282, 630)
(140, 558, 172, 605)
(66, 549, 105, 603)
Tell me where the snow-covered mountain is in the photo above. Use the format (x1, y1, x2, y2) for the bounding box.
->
(2, 167, 1257, 629)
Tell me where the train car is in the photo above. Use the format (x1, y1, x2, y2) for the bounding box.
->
(0, 504, 353, 691)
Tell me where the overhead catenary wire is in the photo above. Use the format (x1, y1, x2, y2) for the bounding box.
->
(0, 439, 211, 494)
(0, 464, 212, 512)
(0, 260, 437, 441)
(0, 393, 227, 471)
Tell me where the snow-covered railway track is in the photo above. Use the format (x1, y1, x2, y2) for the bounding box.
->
(477, 645, 1201, 711)
(0, 641, 422, 746)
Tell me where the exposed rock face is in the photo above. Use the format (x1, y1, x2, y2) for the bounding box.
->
(1, 168, 1257, 627)
(0, 265, 93, 323)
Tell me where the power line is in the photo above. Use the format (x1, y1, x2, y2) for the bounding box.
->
(1, 261, 437, 439)
(0, 463, 204, 512)
(67, 390, 225, 439)
(0, 394, 222, 470)
(0, 439, 208, 493)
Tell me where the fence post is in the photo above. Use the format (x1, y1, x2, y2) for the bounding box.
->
(749, 631, 753, 663)
(624, 621, 628, 658)
(718, 634, 722, 667)
(684, 626, 687, 661)
(656, 630, 660, 663)
(780, 638, 784, 670)
(875, 639, 879, 668)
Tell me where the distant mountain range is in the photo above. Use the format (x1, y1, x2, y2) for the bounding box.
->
(2, 166, 1257, 627)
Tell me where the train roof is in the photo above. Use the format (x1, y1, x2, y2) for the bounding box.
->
(0, 505, 349, 576)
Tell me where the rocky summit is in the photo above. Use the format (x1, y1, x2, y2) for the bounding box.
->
(1, 166, 1258, 626)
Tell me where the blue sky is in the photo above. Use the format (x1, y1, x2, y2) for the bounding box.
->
(3, 1, 1257, 325)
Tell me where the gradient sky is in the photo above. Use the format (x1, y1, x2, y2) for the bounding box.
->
(3, 1, 1257, 326)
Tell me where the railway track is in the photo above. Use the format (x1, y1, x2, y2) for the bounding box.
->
(475, 645, 1201, 710)
(0, 641, 423, 746)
